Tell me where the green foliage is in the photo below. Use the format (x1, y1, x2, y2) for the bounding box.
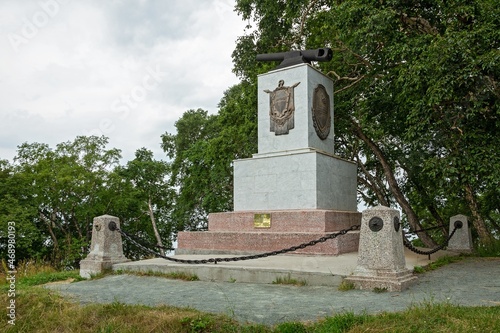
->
(17, 270, 84, 287)
(125, 270, 199, 281)
(310, 312, 368, 333)
(413, 255, 465, 274)
(3, 0, 499, 270)
(337, 280, 356, 291)
(161, 109, 220, 230)
(272, 273, 307, 286)
(112, 148, 174, 259)
(0, 136, 122, 268)
(1, 268, 500, 333)
(232, 0, 500, 246)
(476, 239, 500, 257)
(413, 266, 425, 274)
(0, 135, 177, 265)
(274, 322, 307, 333)
(161, 81, 257, 231)
(180, 315, 215, 333)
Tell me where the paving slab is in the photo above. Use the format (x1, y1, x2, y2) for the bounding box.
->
(112, 249, 458, 286)
(46, 257, 500, 325)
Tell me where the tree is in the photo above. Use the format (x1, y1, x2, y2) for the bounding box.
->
(232, 0, 499, 246)
(161, 82, 258, 231)
(0, 159, 45, 262)
(10, 136, 121, 267)
(113, 148, 174, 257)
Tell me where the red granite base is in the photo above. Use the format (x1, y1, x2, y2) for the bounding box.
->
(176, 210, 361, 255)
(208, 210, 360, 232)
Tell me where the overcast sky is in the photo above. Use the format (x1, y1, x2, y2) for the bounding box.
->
(0, 0, 248, 163)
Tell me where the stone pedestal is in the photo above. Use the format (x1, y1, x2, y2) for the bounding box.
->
(176, 210, 361, 255)
(257, 64, 335, 155)
(234, 150, 357, 211)
(176, 63, 359, 256)
(233, 63, 357, 212)
(447, 214, 473, 253)
(346, 206, 416, 291)
(80, 215, 129, 278)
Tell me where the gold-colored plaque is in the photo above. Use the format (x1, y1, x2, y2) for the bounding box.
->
(254, 213, 271, 228)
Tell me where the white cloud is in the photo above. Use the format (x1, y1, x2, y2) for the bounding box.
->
(0, 0, 246, 163)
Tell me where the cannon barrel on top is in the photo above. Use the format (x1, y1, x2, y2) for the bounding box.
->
(256, 48, 333, 69)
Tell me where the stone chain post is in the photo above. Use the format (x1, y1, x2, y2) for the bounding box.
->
(346, 205, 417, 291)
(80, 215, 129, 278)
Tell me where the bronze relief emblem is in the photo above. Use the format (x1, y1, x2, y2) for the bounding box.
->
(311, 84, 331, 140)
(264, 80, 300, 135)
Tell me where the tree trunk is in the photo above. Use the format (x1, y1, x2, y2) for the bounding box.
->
(356, 154, 390, 206)
(404, 171, 447, 236)
(148, 197, 165, 256)
(352, 120, 438, 247)
(39, 212, 60, 263)
(464, 183, 492, 245)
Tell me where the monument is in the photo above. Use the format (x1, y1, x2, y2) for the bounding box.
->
(177, 48, 360, 255)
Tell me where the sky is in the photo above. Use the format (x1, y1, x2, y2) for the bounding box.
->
(0, 0, 248, 163)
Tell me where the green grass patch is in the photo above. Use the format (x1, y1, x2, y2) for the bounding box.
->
(17, 270, 85, 287)
(309, 312, 369, 332)
(84, 268, 201, 281)
(337, 279, 355, 291)
(413, 255, 465, 274)
(345, 302, 500, 333)
(413, 265, 426, 274)
(274, 321, 307, 333)
(0, 263, 84, 291)
(0, 287, 249, 333)
(2, 259, 500, 332)
(272, 273, 307, 286)
(117, 269, 200, 281)
(476, 239, 500, 257)
(1, 280, 500, 332)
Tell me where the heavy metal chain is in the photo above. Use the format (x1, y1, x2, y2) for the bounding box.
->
(402, 222, 461, 256)
(111, 224, 360, 265)
(120, 230, 174, 252)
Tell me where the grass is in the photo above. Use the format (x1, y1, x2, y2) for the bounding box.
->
(89, 268, 200, 281)
(413, 255, 466, 274)
(272, 273, 307, 286)
(2, 284, 498, 333)
(344, 302, 500, 333)
(2, 259, 500, 332)
(0, 287, 248, 333)
(124, 270, 200, 281)
(337, 279, 355, 291)
(476, 239, 500, 257)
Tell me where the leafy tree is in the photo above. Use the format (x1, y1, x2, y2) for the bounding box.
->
(0, 159, 45, 262)
(161, 82, 257, 231)
(113, 148, 174, 258)
(8, 136, 121, 267)
(232, 0, 499, 245)
(161, 109, 219, 231)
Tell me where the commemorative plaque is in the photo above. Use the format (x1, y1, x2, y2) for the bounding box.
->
(254, 213, 271, 228)
(311, 84, 331, 140)
(264, 80, 300, 135)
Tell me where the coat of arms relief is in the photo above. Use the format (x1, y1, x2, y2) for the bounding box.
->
(264, 80, 300, 135)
